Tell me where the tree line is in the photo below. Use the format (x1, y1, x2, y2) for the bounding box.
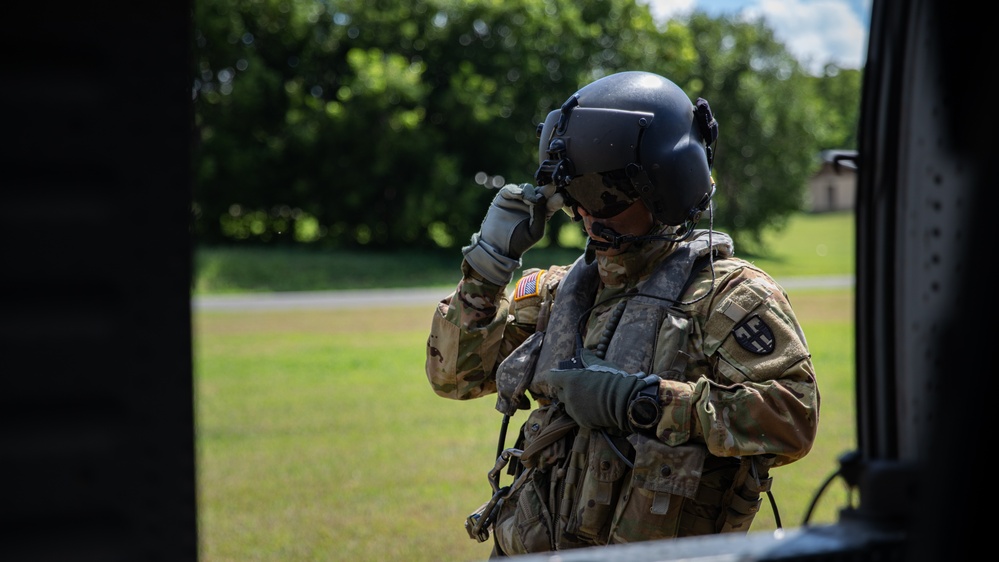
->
(192, 0, 861, 251)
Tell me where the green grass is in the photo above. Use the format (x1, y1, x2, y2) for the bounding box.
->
(193, 211, 854, 294)
(748, 211, 854, 277)
(194, 210, 858, 561)
(195, 292, 855, 562)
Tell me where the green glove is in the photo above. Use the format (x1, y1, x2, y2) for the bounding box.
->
(462, 182, 564, 285)
(544, 349, 661, 433)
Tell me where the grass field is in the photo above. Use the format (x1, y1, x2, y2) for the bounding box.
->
(193, 211, 854, 294)
(193, 211, 857, 561)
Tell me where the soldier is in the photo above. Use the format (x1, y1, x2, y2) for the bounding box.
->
(425, 71, 819, 557)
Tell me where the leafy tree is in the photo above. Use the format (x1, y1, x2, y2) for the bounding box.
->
(192, 1, 861, 253)
(192, 0, 697, 249)
(810, 66, 862, 150)
(682, 12, 824, 251)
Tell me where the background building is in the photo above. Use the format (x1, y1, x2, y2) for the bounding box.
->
(807, 149, 858, 212)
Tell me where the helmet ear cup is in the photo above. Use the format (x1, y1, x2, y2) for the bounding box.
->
(694, 97, 719, 168)
(640, 125, 713, 226)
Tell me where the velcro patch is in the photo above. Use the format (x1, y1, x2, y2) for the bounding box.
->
(732, 314, 775, 355)
(514, 270, 545, 301)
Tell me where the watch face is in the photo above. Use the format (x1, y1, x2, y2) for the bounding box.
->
(630, 396, 661, 429)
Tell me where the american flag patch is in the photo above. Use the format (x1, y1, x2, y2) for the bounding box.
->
(513, 270, 545, 301)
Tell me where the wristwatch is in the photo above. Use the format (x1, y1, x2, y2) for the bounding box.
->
(627, 384, 662, 431)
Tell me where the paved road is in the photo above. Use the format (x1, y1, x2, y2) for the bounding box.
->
(192, 287, 451, 312)
(192, 275, 854, 312)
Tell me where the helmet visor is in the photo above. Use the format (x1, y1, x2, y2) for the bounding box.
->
(563, 170, 640, 218)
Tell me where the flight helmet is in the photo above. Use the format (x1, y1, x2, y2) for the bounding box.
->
(534, 71, 718, 228)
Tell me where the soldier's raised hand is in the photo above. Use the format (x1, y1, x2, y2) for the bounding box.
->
(462, 183, 564, 285)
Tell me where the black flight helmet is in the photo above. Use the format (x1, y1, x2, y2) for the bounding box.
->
(535, 71, 718, 228)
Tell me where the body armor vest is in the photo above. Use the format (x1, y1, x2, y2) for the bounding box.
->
(483, 231, 772, 555)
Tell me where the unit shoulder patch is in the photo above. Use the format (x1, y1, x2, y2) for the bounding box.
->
(732, 314, 775, 355)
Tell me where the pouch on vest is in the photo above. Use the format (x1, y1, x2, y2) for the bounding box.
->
(493, 404, 577, 555)
(607, 434, 707, 543)
(495, 330, 544, 415)
(718, 454, 774, 533)
(559, 428, 632, 547)
(492, 473, 557, 555)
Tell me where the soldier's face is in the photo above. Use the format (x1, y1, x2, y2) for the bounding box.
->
(562, 172, 639, 218)
(577, 200, 654, 256)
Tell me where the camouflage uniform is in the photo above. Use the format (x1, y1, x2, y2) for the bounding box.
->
(425, 228, 820, 555)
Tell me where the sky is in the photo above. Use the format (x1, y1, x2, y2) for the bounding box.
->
(641, 0, 872, 74)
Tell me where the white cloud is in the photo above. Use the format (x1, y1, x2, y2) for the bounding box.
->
(643, 0, 696, 20)
(640, 0, 869, 74)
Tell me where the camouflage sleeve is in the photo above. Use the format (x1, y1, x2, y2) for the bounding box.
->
(500, 264, 571, 359)
(654, 260, 820, 467)
(424, 261, 570, 401)
(425, 260, 510, 400)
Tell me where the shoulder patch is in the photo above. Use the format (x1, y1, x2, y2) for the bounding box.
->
(732, 314, 775, 355)
(514, 269, 545, 301)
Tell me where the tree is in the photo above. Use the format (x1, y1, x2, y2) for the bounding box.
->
(192, 1, 860, 252)
(682, 12, 824, 251)
(810, 65, 862, 150)
(192, 0, 698, 249)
